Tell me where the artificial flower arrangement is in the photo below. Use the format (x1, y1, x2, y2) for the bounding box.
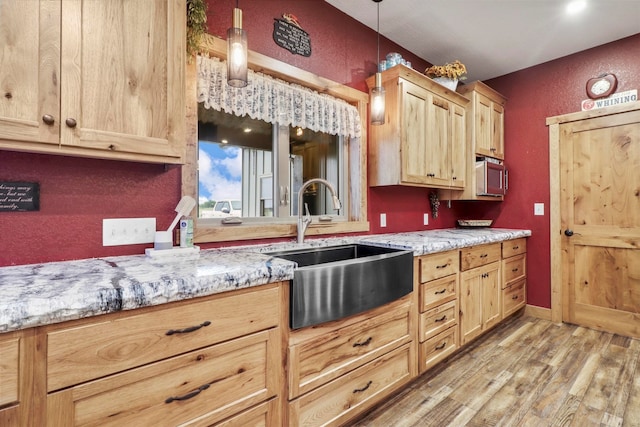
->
(425, 60, 467, 81)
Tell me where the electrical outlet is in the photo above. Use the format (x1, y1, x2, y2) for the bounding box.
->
(380, 213, 387, 227)
(424, 213, 429, 226)
(103, 218, 156, 246)
(534, 203, 545, 216)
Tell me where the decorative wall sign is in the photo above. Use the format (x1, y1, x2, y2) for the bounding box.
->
(581, 89, 638, 111)
(0, 181, 40, 212)
(273, 13, 311, 57)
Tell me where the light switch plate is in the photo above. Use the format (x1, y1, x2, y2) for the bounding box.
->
(424, 213, 429, 225)
(103, 218, 156, 246)
(534, 203, 545, 216)
(380, 213, 387, 227)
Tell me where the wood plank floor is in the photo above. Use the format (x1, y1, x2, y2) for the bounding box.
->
(351, 314, 640, 427)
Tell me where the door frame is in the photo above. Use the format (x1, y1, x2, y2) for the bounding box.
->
(547, 101, 640, 324)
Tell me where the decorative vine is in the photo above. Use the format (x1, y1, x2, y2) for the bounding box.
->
(187, 0, 207, 58)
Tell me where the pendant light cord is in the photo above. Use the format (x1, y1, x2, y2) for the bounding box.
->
(376, 2, 380, 64)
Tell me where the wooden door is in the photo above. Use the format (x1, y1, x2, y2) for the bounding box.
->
(474, 93, 493, 157)
(559, 107, 640, 337)
(0, 1, 59, 146)
(424, 93, 452, 187)
(59, 0, 184, 161)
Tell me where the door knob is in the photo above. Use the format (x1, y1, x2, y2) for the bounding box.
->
(564, 229, 574, 237)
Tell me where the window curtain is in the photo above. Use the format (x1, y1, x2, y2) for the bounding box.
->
(197, 55, 362, 139)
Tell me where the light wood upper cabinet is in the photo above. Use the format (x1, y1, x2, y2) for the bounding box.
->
(0, 0, 185, 164)
(459, 81, 506, 160)
(366, 65, 469, 190)
(441, 81, 507, 201)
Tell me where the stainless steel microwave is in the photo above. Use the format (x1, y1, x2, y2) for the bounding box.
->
(476, 158, 507, 196)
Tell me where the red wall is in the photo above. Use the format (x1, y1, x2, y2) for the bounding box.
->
(2, 0, 639, 312)
(483, 33, 640, 308)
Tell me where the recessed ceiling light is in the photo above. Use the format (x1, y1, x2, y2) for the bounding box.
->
(566, 0, 587, 15)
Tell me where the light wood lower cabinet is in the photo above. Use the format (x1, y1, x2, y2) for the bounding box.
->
(287, 296, 416, 426)
(0, 329, 36, 427)
(459, 243, 502, 345)
(289, 344, 413, 427)
(502, 238, 527, 318)
(416, 250, 459, 372)
(42, 284, 283, 427)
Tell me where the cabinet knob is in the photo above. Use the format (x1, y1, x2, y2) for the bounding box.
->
(42, 114, 55, 125)
(564, 229, 574, 237)
(65, 118, 77, 128)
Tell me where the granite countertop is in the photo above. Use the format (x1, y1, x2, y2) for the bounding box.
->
(0, 228, 530, 333)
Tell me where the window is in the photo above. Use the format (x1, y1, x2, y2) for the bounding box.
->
(198, 107, 347, 221)
(183, 34, 369, 243)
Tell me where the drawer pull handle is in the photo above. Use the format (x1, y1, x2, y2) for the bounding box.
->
(353, 380, 373, 394)
(512, 268, 519, 272)
(512, 295, 519, 300)
(480, 254, 488, 258)
(513, 245, 519, 250)
(435, 315, 447, 322)
(436, 263, 449, 269)
(353, 337, 372, 347)
(165, 384, 210, 404)
(435, 342, 447, 350)
(434, 288, 447, 295)
(166, 320, 211, 336)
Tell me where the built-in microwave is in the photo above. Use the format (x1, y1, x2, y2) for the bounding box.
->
(476, 157, 507, 196)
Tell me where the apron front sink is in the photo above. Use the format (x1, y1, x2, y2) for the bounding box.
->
(268, 244, 413, 329)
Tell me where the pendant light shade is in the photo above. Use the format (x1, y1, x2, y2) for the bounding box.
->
(227, 4, 248, 88)
(371, 0, 385, 125)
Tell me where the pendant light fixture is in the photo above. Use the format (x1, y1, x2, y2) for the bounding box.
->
(227, 0, 248, 88)
(370, 0, 385, 125)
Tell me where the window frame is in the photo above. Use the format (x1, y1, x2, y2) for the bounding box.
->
(183, 34, 370, 244)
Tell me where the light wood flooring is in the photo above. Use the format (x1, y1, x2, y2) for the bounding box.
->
(351, 314, 640, 427)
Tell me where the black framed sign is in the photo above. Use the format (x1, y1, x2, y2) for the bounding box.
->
(0, 181, 40, 212)
(273, 14, 311, 57)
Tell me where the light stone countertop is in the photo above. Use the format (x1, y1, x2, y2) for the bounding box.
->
(0, 228, 531, 333)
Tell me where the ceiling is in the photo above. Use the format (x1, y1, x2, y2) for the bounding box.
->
(325, 0, 640, 82)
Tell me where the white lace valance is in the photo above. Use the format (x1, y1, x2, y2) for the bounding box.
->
(197, 55, 362, 139)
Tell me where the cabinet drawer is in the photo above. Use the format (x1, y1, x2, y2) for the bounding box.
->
(47, 329, 280, 427)
(207, 398, 280, 427)
(0, 337, 19, 406)
(502, 254, 526, 287)
(503, 279, 526, 318)
(47, 285, 280, 392)
(290, 344, 412, 427)
(502, 238, 526, 258)
(419, 326, 458, 373)
(461, 243, 501, 271)
(288, 301, 411, 399)
(419, 300, 457, 342)
(419, 250, 459, 283)
(420, 274, 458, 311)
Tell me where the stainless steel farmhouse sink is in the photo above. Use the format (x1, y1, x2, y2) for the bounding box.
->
(268, 244, 413, 329)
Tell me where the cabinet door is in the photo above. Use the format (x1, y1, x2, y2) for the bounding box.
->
(474, 93, 493, 157)
(459, 270, 482, 345)
(424, 93, 453, 187)
(491, 102, 505, 159)
(460, 261, 501, 344)
(482, 262, 501, 330)
(0, 1, 59, 146)
(60, 0, 184, 161)
(400, 81, 429, 185)
(450, 103, 466, 188)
